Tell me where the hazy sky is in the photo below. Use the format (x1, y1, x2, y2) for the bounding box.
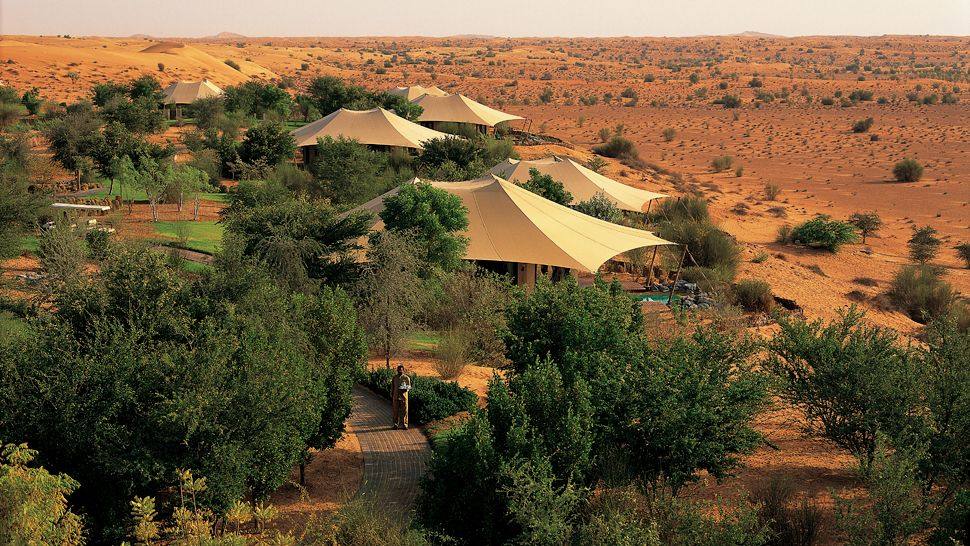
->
(2, 0, 968, 37)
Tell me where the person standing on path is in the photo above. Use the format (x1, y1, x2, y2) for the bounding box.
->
(391, 364, 412, 430)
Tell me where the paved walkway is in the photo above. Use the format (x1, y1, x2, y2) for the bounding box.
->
(348, 385, 430, 514)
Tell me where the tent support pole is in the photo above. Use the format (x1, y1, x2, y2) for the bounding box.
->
(645, 246, 658, 287)
(646, 200, 652, 216)
(667, 247, 686, 306)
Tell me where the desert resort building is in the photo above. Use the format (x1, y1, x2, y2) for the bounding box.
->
(412, 93, 524, 134)
(353, 175, 672, 287)
(490, 156, 667, 213)
(160, 80, 223, 120)
(387, 85, 450, 101)
(289, 107, 453, 165)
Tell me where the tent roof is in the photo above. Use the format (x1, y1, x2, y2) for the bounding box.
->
(413, 94, 523, 127)
(353, 175, 673, 272)
(489, 156, 667, 212)
(161, 80, 223, 105)
(387, 85, 450, 101)
(289, 107, 453, 149)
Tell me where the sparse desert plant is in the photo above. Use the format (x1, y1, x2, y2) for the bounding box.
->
(735, 165, 744, 177)
(593, 135, 638, 160)
(889, 265, 956, 323)
(768, 206, 787, 218)
(848, 211, 883, 244)
(661, 127, 676, 142)
(585, 156, 607, 173)
(751, 251, 769, 264)
(733, 279, 774, 313)
(763, 183, 781, 200)
(710, 155, 734, 173)
(820, 97, 835, 106)
(434, 328, 471, 379)
(717, 94, 741, 108)
(893, 158, 923, 182)
(224, 59, 241, 71)
(908, 225, 941, 264)
(597, 127, 611, 143)
(790, 215, 859, 252)
(756, 476, 823, 546)
(956, 242, 970, 269)
(852, 117, 874, 133)
(776, 224, 794, 244)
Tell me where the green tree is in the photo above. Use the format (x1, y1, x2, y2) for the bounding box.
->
(91, 81, 128, 107)
(0, 245, 365, 541)
(42, 106, 102, 186)
(848, 211, 883, 244)
(908, 225, 942, 264)
(381, 181, 469, 274)
(0, 443, 84, 545)
(238, 121, 295, 168)
(223, 197, 372, 289)
(116, 155, 171, 221)
(128, 74, 163, 101)
(224, 81, 292, 119)
(765, 308, 924, 466)
(187, 96, 225, 129)
(356, 230, 423, 368)
(308, 136, 396, 206)
(0, 157, 49, 258)
(790, 215, 859, 252)
(517, 168, 573, 205)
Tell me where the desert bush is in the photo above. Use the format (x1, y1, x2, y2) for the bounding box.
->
(658, 219, 741, 281)
(717, 94, 741, 108)
(908, 225, 941, 264)
(585, 156, 607, 173)
(956, 242, 970, 269)
(889, 265, 956, 323)
(776, 224, 794, 244)
(84, 229, 111, 260)
(756, 477, 823, 546)
(766, 308, 924, 465)
(820, 97, 835, 106)
(851, 117, 874, 133)
(893, 158, 923, 182)
(304, 498, 431, 545)
(763, 183, 781, 200)
(661, 127, 676, 141)
(847, 211, 882, 244)
(224, 59, 241, 71)
(434, 328, 471, 379)
(735, 165, 744, 177)
(748, 77, 763, 88)
(710, 155, 734, 172)
(734, 279, 774, 313)
(789, 215, 858, 252)
(593, 135, 638, 160)
(366, 368, 476, 425)
(931, 490, 970, 545)
(517, 168, 573, 205)
(650, 195, 710, 224)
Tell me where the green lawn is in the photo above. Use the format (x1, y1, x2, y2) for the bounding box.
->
(178, 260, 214, 274)
(88, 184, 228, 204)
(153, 221, 224, 255)
(406, 330, 441, 352)
(16, 235, 39, 254)
(284, 120, 309, 130)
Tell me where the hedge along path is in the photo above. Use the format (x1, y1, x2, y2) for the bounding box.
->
(348, 385, 431, 516)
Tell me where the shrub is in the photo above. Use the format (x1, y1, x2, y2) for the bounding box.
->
(718, 94, 741, 108)
(585, 156, 607, 173)
(931, 490, 970, 545)
(766, 308, 924, 465)
(224, 59, 241, 71)
(735, 165, 744, 177)
(748, 77, 763, 88)
(592, 135, 638, 160)
(517, 168, 573, 205)
(956, 242, 970, 269)
(366, 368, 476, 425)
(893, 158, 923, 182)
(711, 155, 734, 173)
(763, 183, 781, 200)
(650, 195, 710, 223)
(889, 265, 955, 323)
(820, 97, 835, 106)
(852, 117, 874, 133)
(790, 215, 858, 252)
(434, 328, 470, 379)
(777, 225, 796, 245)
(756, 477, 823, 546)
(84, 229, 111, 260)
(661, 127, 676, 142)
(908, 225, 941, 264)
(733, 279, 774, 313)
(847, 211, 882, 244)
(575, 192, 621, 223)
(658, 220, 740, 282)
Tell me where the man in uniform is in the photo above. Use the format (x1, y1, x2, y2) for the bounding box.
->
(391, 364, 412, 429)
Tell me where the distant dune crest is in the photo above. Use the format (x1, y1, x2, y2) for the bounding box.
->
(139, 41, 185, 53)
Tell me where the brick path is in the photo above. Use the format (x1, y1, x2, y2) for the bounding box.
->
(348, 385, 430, 514)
